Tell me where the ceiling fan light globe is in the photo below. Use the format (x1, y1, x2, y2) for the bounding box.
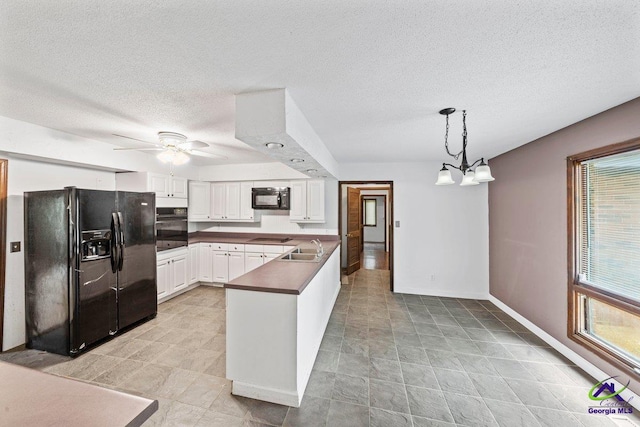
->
(172, 151, 190, 165)
(157, 150, 174, 163)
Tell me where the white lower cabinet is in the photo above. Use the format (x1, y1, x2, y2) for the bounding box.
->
(244, 245, 287, 273)
(188, 242, 294, 286)
(157, 248, 188, 301)
(212, 243, 245, 283)
(212, 250, 229, 283)
(158, 242, 290, 300)
(188, 244, 198, 285)
(198, 243, 213, 282)
(156, 258, 170, 300)
(244, 251, 265, 273)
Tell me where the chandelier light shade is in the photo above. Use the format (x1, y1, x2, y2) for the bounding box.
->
(460, 170, 479, 186)
(434, 108, 495, 186)
(474, 160, 495, 182)
(435, 166, 455, 185)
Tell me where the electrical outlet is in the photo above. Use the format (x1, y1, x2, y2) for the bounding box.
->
(395, 221, 400, 227)
(10, 241, 21, 253)
(430, 274, 436, 282)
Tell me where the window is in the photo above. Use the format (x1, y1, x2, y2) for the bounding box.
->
(568, 140, 640, 378)
(363, 199, 377, 226)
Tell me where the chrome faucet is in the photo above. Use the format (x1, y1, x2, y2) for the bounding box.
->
(311, 239, 324, 257)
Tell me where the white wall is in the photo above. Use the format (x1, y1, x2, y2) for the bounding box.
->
(3, 156, 117, 351)
(339, 162, 489, 299)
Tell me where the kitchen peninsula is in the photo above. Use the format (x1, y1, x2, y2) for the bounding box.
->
(189, 233, 340, 407)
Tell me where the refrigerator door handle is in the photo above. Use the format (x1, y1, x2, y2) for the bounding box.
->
(110, 213, 120, 273)
(117, 212, 125, 271)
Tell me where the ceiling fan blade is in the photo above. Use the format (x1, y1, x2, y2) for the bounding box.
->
(179, 140, 209, 150)
(112, 133, 161, 147)
(113, 147, 165, 151)
(189, 150, 227, 160)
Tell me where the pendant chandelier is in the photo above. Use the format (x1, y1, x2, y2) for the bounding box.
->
(435, 108, 495, 186)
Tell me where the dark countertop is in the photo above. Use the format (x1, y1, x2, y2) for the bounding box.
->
(188, 231, 339, 247)
(0, 361, 157, 426)
(188, 232, 340, 295)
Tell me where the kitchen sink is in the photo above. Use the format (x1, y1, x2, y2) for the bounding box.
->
(279, 252, 320, 262)
(290, 247, 318, 254)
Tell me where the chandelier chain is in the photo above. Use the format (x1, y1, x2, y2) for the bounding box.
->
(444, 112, 463, 160)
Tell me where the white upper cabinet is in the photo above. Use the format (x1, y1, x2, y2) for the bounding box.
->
(188, 181, 211, 221)
(148, 174, 170, 196)
(290, 180, 325, 223)
(145, 173, 187, 198)
(116, 172, 188, 207)
(170, 176, 188, 199)
(240, 181, 255, 220)
(225, 182, 241, 219)
(210, 182, 227, 220)
(197, 181, 257, 222)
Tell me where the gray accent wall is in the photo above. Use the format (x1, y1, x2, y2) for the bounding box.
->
(489, 96, 640, 393)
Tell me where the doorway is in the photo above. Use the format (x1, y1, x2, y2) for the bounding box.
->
(338, 181, 394, 291)
(0, 159, 7, 350)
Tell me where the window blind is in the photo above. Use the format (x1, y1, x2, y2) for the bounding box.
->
(579, 149, 640, 302)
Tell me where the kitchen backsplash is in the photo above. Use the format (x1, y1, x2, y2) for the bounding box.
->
(194, 210, 337, 235)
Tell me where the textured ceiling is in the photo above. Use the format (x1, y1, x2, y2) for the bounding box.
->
(0, 1, 639, 167)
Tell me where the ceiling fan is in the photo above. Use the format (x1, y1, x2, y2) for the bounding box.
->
(113, 131, 226, 165)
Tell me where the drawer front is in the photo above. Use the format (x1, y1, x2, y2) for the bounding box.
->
(229, 244, 245, 252)
(212, 242, 229, 251)
(244, 244, 264, 253)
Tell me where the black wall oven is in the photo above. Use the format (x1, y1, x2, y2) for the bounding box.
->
(156, 207, 188, 251)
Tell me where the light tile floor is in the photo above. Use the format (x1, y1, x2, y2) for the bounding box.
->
(1, 269, 639, 426)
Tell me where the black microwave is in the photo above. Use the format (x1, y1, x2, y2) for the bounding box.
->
(251, 187, 290, 210)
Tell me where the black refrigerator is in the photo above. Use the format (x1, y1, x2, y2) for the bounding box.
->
(24, 187, 157, 356)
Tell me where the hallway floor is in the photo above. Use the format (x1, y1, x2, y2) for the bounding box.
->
(1, 270, 638, 426)
(361, 242, 389, 270)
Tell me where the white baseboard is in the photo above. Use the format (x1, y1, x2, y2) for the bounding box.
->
(157, 282, 201, 304)
(489, 294, 639, 411)
(232, 380, 301, 407)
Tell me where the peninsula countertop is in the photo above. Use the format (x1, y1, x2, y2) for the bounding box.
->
(0, 361, 157, 427)
(188, 232, 340, 295)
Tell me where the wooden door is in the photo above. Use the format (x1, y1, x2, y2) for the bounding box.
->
(346, 187, 361, 275)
